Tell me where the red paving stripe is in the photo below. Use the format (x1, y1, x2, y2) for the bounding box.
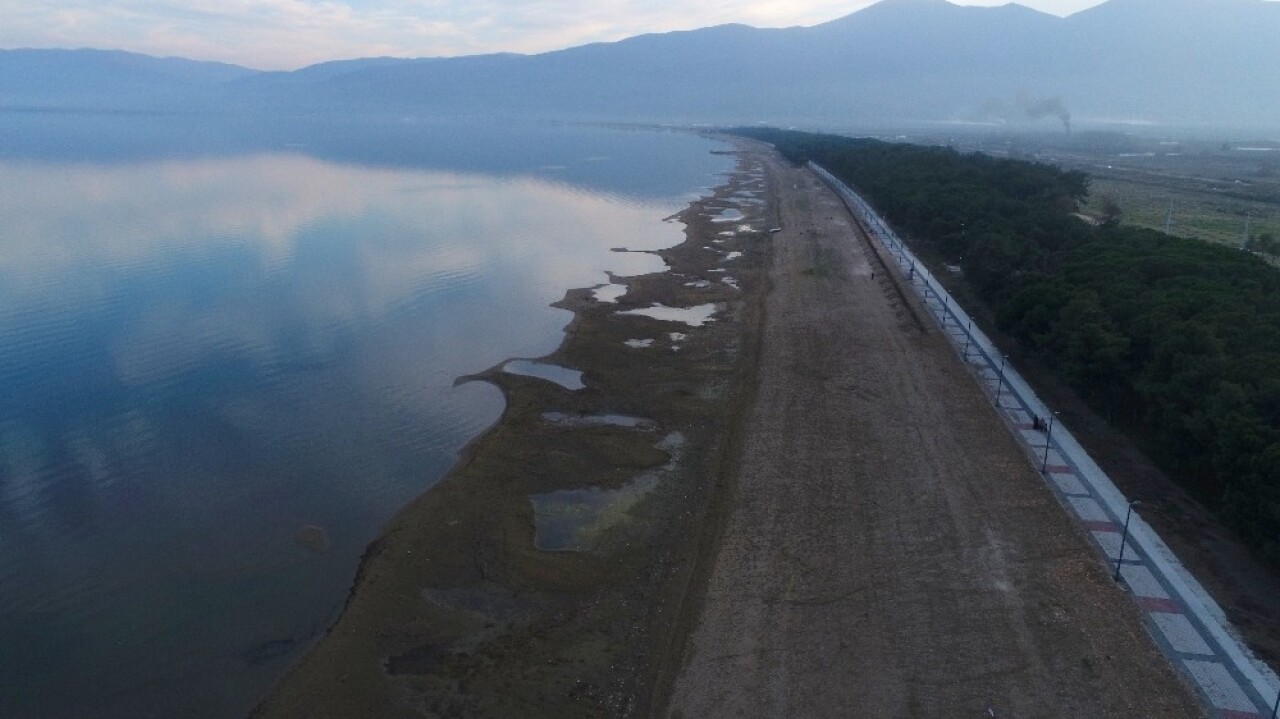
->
(1015, 422, 1034, 430)
(1082, 520, 1120, 532)
(1137, 596, 1182, 614)
(1044, 464, 1073, 474)
(1219, 711, 1262, 719)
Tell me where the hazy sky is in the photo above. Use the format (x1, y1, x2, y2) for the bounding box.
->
(3, 0, 1111, 71)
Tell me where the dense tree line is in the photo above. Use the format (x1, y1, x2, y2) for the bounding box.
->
(735, 128, 1280, 563)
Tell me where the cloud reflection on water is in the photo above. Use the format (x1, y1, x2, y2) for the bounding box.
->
(0, 133, 731, 718)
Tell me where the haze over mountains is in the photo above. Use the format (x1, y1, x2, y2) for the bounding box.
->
(3, 0, 1278, 130)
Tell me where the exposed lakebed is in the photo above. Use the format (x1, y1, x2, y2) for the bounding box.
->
(258, 141, 774, 717)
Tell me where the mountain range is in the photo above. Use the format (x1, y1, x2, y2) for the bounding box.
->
(3, 0, 1278, 130)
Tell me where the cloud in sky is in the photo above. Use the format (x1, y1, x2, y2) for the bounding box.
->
(2, 0, 1111, 70)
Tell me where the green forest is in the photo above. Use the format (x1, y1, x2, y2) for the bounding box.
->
(735, 128, 1280, 564)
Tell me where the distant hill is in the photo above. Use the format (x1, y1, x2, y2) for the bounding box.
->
(0, 48, 255, 110)
(3, 0, 1278, 129)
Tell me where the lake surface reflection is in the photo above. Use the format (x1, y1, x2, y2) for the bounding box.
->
(0, 115, 730, 717)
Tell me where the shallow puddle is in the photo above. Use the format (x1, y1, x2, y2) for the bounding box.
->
(541, 412, 654, 428)
(625, 338, 655, 348)
(592, 283, 627, 303)
(530, 432, 683, 551)
(422, 586, 536, 623)
(607, 250, 668, 276)
(721, 251, 743, 262)
(530, 476, 659, 551)
(656, 431, 686, 455)
(710, 208, 745, 223)
(617, 303, 718, 327)
(503, 360, 585, 390)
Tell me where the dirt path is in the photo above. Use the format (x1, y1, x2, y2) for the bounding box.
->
(666, 149, 1205, 718)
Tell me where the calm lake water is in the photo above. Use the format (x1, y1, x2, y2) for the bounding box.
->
(0, 113, 731, 717)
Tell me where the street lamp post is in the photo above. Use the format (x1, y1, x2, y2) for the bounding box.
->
(1041, 412, 1059, 473)
(995, 354, 1008, 406)
(1114, 500, 1141, 582)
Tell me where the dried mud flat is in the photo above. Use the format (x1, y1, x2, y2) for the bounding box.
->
(666, 145, 1204, 718)
(253, 143, 772, 718)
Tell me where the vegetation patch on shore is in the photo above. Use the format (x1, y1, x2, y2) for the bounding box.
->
(253, 146, 772, 718)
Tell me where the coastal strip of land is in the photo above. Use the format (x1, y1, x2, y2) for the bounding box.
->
(254, 143, 772, 718)
(666, 144, 1204, 718)
(257, 140, 1208, 718)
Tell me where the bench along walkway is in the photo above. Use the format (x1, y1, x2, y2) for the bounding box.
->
(813, 161, 1280, 719)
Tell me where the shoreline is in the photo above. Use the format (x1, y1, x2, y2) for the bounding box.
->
(253, 138, 774, 717)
